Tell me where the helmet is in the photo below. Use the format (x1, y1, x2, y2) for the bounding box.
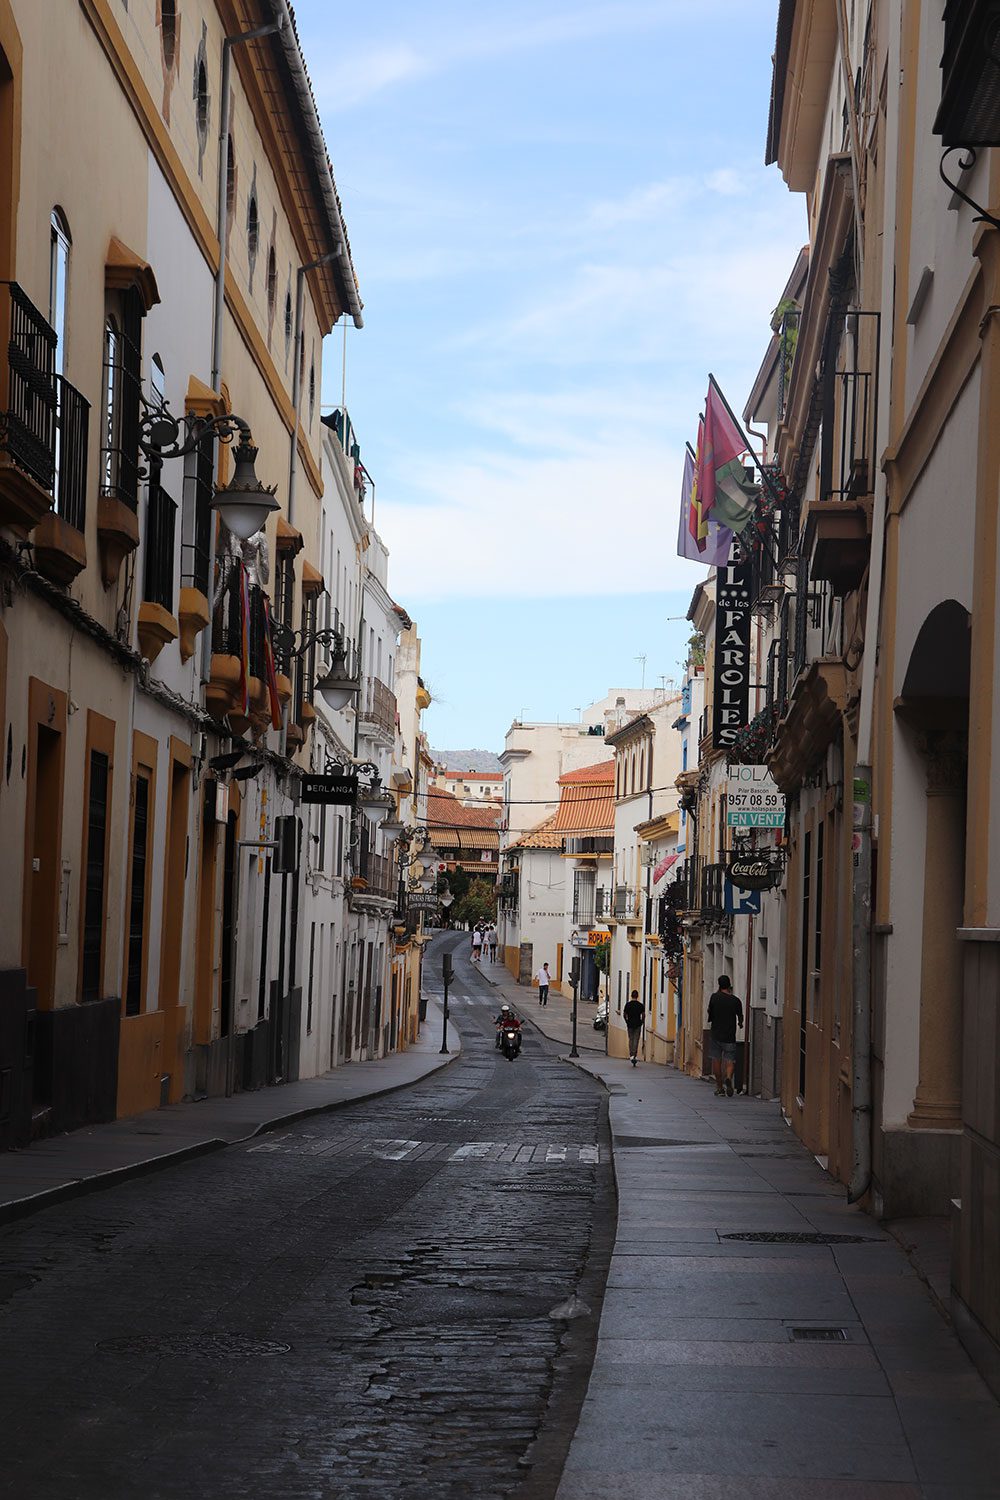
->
(501, 1004, 510, 1013)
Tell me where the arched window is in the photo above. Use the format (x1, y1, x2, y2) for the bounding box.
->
(267, 245, 277, 320)
(49, 208, 70, 371)
(226, 134, 236, 224)
(195, 55, 209, 146)
(308, 361, 316, 423)
(247, 189, 259, 274)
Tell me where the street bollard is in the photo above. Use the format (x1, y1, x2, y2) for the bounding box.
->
(441, 951, 453, 1054)
(569, 955, 580, 1059)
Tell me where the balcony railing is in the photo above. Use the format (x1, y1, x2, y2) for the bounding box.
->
(700, 862, 725, 918)
(361, 677, 397, 739)
(1, 281, 57, 492)
(55, 377, 90, 532)
(212, 577, 266, 677)
(143, 474, 177, 612)
(566, 834, 614, 856)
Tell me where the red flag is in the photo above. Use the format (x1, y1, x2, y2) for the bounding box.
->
(261, 594, 283, 732)
(698, 378, 757, 534)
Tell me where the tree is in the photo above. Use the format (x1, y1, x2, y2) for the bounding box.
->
(592, 938, 611, 1001)
(453, 878, 496, 930)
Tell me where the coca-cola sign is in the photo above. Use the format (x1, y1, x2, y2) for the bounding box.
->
(727, 855, 783, 892)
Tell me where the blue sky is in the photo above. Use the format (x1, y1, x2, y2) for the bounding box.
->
(291, 1, 806, 751)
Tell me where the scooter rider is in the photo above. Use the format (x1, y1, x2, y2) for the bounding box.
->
(494, 1002, 522, 1048)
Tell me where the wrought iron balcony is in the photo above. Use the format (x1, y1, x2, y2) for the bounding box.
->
(360, 677, 397, 740)
(55, 377, 90, 533)
(211, 577, 267, 678)
(0, 281, 57, 494)
(700, 862, 725, 918)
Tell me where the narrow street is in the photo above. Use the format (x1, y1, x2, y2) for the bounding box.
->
(0, 934, 613, 1500)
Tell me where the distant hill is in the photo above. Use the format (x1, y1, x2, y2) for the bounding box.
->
(431, 748, 503, 774)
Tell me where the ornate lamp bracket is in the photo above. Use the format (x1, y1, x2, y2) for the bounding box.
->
(939, 147, 1000, 232)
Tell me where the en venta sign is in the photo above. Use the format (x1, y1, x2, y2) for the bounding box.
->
(712, 559, 752, 749)
(726, 764, 785, 829)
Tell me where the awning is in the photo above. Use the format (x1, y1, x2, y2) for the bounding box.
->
(653, 852, 679, 884)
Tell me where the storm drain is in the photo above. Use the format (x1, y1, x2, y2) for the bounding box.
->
(721, 1231, 878, 1245)
(788, 1326, 849, 1342)
(97, 1333, 291, 1359)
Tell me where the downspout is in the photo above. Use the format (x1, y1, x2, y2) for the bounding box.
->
(849, 0, 903, 1204)
(202, 15, 284, 686)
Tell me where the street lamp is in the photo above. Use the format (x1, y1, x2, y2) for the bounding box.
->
(314, 638, 361, 711)
(417, 844, 438, 871)
(359, 773, 393, 826)
(139, 405, 279, 543)
(439, 886, 454, 910)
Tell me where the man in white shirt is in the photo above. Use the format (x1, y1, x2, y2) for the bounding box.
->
(535, 963, 551, 1006)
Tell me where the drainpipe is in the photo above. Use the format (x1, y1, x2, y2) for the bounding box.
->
(848, 762, 873, 1201)
(202, 14, 285, 685)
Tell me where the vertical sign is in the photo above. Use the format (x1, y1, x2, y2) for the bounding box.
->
(713, 558, 752, 749)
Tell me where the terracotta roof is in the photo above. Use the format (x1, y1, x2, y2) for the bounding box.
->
(510, 813, 563, 851)
(426, 787, 502, 831)
(558, 760, 615, 785)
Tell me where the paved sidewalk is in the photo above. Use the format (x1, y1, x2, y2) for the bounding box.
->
(0, 999, 459, 1226)
(476, 955, 606, 1053)
(556, 1053, 1000, 1499)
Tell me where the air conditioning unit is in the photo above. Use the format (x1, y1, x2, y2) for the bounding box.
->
(640, 845, 655, 868)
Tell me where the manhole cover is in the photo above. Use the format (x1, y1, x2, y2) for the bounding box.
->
(97, 1333, 291, 1359)
(721, 1231, 878, 1245)
(789, 1326, 848, 1342)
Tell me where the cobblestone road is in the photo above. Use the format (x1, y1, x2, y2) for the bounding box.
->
(0, 935, 614, 1500)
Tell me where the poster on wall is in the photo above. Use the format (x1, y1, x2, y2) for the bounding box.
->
(712, 559, 752, 749)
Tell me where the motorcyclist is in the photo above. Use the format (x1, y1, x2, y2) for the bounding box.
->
(494, 1003, 522, 1049)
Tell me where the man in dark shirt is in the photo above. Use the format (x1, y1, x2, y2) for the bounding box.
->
(707, 975, 744, 1097)
(623, 989, 645, 1068)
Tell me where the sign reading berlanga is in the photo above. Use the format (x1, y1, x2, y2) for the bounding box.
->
(713, 559, 752, 748)
(726, 764, 785, 828)
(300, 772, 358, 806)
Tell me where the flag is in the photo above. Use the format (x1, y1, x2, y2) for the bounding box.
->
(700, 377, 758, 534)
(237, 562, 250, 718)
(677, 439, 733, 566)
(261, 594, 283, 732)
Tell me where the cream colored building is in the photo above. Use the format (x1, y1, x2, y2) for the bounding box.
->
(0, 0, 365, 1140)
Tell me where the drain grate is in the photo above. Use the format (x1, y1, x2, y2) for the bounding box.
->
(97, 1333, 291, 1359)
(721, 1231, 878, 1245)
(788, 1326, 849, 1342)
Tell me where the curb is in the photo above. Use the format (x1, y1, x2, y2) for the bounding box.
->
(0, 1038, 463, 1229)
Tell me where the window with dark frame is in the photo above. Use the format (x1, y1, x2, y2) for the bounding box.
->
(81, 749, 109, 1003)
(125, 769, 151, 1017)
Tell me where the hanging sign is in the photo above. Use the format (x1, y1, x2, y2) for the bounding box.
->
(713, 559, 753, 749)
(301, 772, 358, 806)
(727, 854, 783, 892)
(407, 893, 439, 912)
(726, 764, 785, 828)
(724, 880, 762, 914)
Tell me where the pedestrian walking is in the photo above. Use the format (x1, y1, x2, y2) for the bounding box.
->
(623, 989, 644, 1067)
(707, 974, 744, 1096)
(488, 928, 498, 962)
(472, 928, 483, 963)
(535, 962, 551, 1005)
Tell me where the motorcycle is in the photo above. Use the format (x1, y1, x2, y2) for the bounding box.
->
(499, 1026, 522, 1061)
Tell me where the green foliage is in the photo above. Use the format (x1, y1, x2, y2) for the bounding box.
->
(592, 939, 611, 974)
(444, 866, 470, 903)
(687, 631, 706, 670)
(453, 878, 497, 929)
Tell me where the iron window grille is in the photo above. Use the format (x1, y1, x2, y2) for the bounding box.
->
(81, 749, 109, 1003)
(180, 428, 214, 597)
(273, 551, 295, 674)
(143, 469, 177, 613)
(573, 869, 596, 927)
(101, 288, 144, 510)
(55, 376, 89, 532)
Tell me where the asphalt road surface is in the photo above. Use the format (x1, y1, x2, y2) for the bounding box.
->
(0, 933, 614, 1499)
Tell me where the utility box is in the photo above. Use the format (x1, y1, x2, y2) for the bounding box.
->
(273, 815, 299, 875)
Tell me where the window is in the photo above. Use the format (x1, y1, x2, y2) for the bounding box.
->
(81, 749, 109, 1002)
(180, 428, 213, 597)
(160, 0, 177, 71)
(125, 768, 151, 1016)
(150, 352, 165, 407)
(101, 289, 143, 509)
(195, 54, 209, 148)
(308, 361, 316, 423)
(267, 245, 277, 321)
(226, 135, 236, 229)
(284, 289, 293, 355)
(49, 209, 69, 371)
(247, 190, 259, 274)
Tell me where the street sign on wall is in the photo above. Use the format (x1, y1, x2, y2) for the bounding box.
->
(300, 773, 358, 806)
(726, 764, 785, 828)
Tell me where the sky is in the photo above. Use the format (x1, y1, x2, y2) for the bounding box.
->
(290, 0, 806, 752)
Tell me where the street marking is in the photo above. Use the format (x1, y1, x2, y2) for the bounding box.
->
(248, 1136, 602, 1164)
